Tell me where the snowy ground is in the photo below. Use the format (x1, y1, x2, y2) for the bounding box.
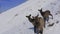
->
(0, 0, 60, 34)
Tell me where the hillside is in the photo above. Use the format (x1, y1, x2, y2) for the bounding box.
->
(0, 0, 60, 34)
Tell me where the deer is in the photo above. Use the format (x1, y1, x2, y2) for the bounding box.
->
(38, 8, 53, 22)
(26, 14, 37, 34)
(26, 14, 35, 25)
(26, 14, 45, 34)
(32, 14, 45, 34)
(38, 8, 53, 27)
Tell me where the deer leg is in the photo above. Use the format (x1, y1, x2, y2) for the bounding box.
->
(46, 17, 49, 23)
(44, 18, 46, 28)
(34, 26, 37, 34)
(39, 30, 43, 34)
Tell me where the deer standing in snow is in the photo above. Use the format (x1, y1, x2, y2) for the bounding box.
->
(26, 14, 45, 34)
(38, 8, 53, 27)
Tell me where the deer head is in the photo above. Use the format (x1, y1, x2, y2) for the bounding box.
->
(26, 14, 31, 18)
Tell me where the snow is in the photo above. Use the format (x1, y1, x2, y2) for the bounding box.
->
(0, 0, 60, 34)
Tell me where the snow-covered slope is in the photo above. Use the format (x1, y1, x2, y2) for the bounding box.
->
(0, 0, 60, 34)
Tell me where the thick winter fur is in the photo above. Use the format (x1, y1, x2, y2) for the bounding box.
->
(33, 15, 44, 34)
(26, 14, 45, 34)
(38, 8, 53, 22)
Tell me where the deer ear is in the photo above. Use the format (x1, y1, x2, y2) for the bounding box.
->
(38, 8, 42, 11)
(38, 9, 40, 11)
(40, 8, 42, 11)
(26, 16, 28, 18)
(29, 14, 31, 16)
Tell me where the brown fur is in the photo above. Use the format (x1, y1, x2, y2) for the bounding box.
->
(26, 14, 45, 34)
(33, 15, 44, 34)
(26, 14, 35, 25)
(38, 8, 53, 27)
(38, 8, 53, 22)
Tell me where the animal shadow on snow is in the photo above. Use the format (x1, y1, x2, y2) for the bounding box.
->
(28, 27, 34, 30)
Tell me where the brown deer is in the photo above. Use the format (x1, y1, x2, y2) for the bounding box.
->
(26, 14, 36, 34)
(38, 8, 53, 27)
(32, 15, 44, 34)
(26, 14, 45, 34)
(26, 14, 35, 25)
(38, 8, 53, 22)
